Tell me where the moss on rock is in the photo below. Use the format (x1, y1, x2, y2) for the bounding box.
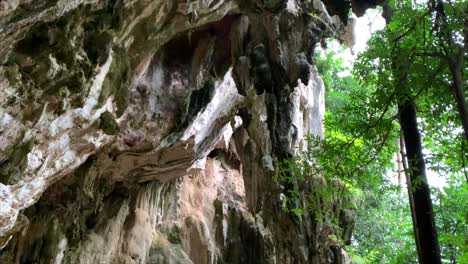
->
(4, 64, 20, 85)
(0, 138, 33, 184)
(98, 111, 120, 135)
(99, 52, 131, 117)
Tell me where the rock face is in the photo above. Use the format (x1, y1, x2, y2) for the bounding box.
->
(0, 0, 372, 263)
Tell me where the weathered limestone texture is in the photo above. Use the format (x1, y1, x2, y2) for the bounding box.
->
(0, 0, 377, 263)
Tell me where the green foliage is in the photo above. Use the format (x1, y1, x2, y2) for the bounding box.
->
(432, 175, 468, 263)
(345, 248, 380, 264)
(353, 0, 467, 177)
(276, 47, 400, 245)
(277, 18, 467, 260)
(348, 0, 468, 261)
(350, 188, 418, 263)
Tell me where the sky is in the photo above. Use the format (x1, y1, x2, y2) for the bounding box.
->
(336, 9, 386, 68)
(353, 9, 387, 54)
(323, 9, 386, 76)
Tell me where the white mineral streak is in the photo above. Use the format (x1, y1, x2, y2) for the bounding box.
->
(221, 115, 243, 149)
(181, 69, 242, 145)
(308, 66, 326, 137)
(0, 184, 18, 235)
(290, 66, 325, 154)
(49, 51, 114, 136)
(56, 0, 98, 16)
(155, 69, 243, 172)
(54, 237, 68, 264)
(136, 182, 173, 229)
(0, 53, 116, 238)
(82, 51, 114, 119)
(286, 0, 300, 14)
(0, 111, 24, 162)
(189, 71, 243, 169)
(47, 55, 61, 78)
(289, 75, 317, 151)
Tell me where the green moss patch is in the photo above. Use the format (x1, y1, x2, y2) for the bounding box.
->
(98, 111, 119, 135)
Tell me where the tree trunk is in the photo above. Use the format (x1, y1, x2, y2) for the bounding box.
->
(448, 55, 468, 141)
(433, 0, 468, 140)
(383, 2, 443, 261)
(400, 132, 423, 262)
(399, 100, 442, 264)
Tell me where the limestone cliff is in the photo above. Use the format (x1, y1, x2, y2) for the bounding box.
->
(0, 0, 379, 263)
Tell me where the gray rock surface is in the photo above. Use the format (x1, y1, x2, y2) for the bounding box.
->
(0, 0, 374, 263)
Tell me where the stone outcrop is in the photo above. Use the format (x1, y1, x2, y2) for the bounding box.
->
(0, 0, 373, 263)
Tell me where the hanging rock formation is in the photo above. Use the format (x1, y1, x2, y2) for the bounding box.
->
(0, 0, 379, 263)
